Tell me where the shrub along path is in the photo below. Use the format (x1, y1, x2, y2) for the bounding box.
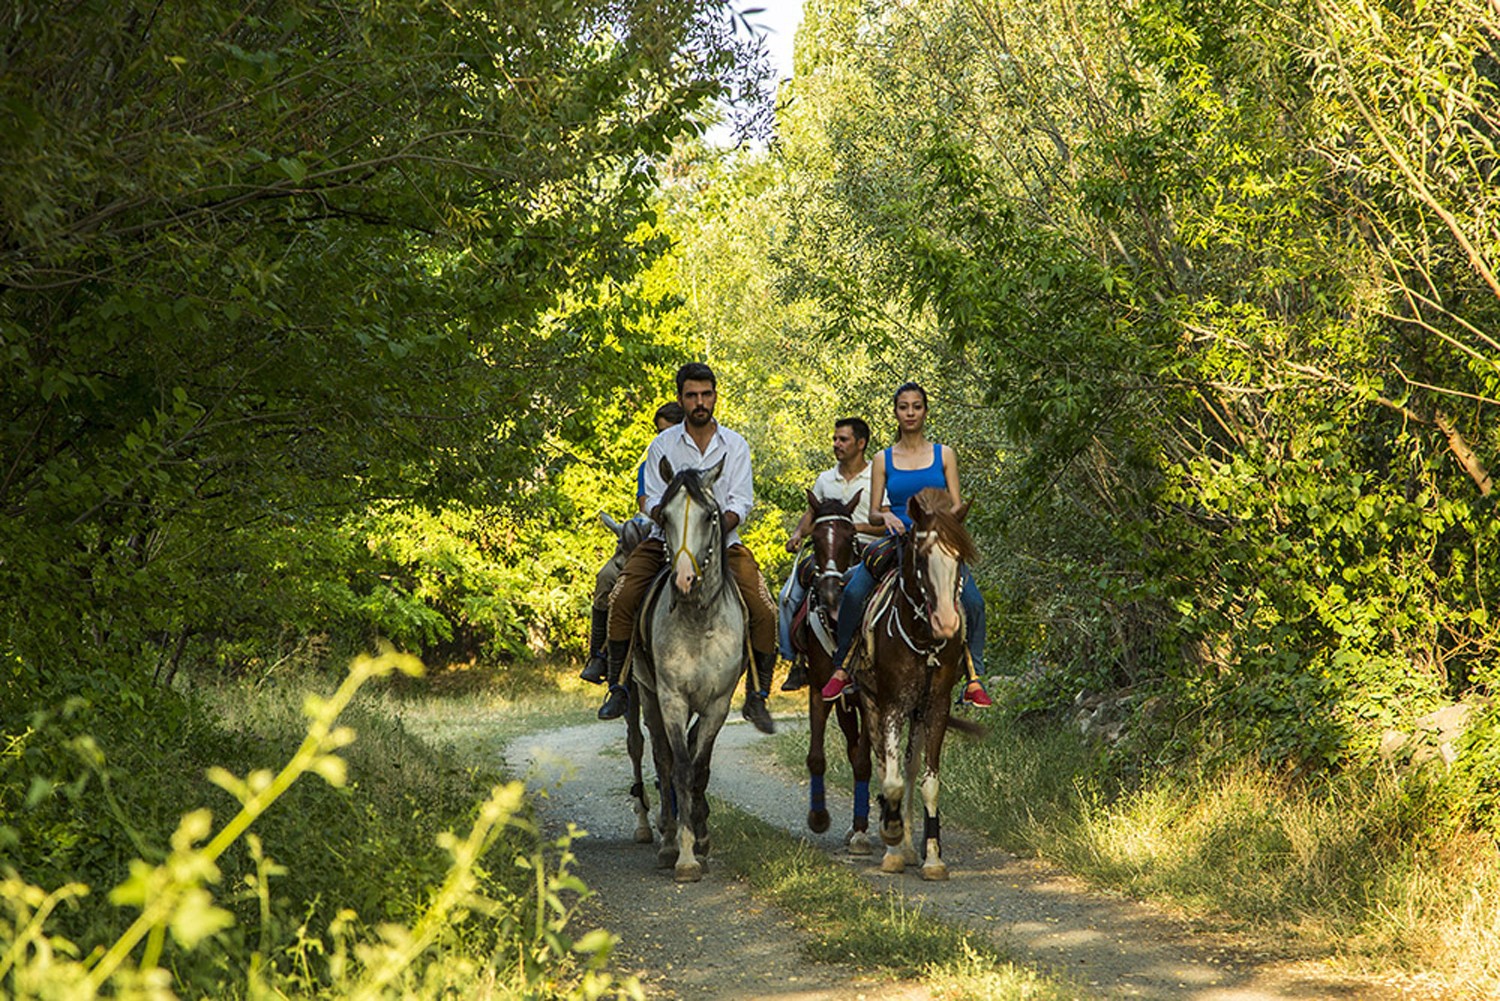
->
(506, 714, 1431, 1000)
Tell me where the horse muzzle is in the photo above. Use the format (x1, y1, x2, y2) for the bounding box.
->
(930, 603, 962, 640)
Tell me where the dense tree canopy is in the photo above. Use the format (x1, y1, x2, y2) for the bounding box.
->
(1, 0, 760, 697)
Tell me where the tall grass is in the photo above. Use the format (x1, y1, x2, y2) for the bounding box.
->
(780, 711, 1500, 996)
(2, 652, 634, 999)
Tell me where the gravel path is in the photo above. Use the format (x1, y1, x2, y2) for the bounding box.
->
(505, 712, 1435, 1001)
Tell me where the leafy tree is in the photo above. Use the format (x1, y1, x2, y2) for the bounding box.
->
(0, 0, 758, 698)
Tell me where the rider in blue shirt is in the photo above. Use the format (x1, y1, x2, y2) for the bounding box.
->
(820, 382, 991, 707)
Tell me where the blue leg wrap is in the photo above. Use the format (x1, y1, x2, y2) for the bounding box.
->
(853, 780, 870, 821)
(810, 774, 825, 812)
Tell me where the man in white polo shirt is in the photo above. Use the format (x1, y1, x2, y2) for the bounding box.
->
(777, 417, 884, 691)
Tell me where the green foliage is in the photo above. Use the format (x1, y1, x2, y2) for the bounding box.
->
(759, 0, 1500, 796)
(0, 0, 750, 693)
(1, 652, 635, 999)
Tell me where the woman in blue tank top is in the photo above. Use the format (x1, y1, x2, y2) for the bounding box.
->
(821, 382, 991, 706)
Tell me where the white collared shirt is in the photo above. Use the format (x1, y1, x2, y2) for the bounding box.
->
(640, 421, 754, 547)
(812, 463, 882, 546)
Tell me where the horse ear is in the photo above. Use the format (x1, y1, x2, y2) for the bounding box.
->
(702, 455, 726, 488)
(658, 456, 674, 483)
(843, 488, 863, 514)
(955, 498, 971, 521)
(599, 511, 622, 536)
(805, 488, 819, 510)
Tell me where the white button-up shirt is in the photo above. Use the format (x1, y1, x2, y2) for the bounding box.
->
(812, 463, 882, 546)
(640, 421, 754, 548)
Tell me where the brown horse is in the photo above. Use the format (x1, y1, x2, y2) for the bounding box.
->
(792, 489, 875, 854)
(853, 487, 981, 880)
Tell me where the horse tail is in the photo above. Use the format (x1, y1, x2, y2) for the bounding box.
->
(946, 716, 987, 740)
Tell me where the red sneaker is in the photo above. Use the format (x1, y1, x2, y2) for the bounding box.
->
(959, 679, 993, 708)
(821, 671, 850, 701)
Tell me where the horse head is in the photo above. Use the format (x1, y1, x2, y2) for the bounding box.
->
(906, 488, 978, 641)
(807, 487, 862, 612)
(656, 456, 726, 599)
(599, 510, 652, 578)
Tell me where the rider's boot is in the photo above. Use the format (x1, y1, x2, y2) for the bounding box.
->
(597, 640, 631, 720)
(780, 658, 806, 691)
(742, 649, 777, 734)
(579, 606, 609, 684)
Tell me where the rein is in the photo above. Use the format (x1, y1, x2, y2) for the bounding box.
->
(888, 529, 960, 664)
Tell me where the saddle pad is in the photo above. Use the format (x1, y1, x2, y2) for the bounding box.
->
(854, 570, 901, 670)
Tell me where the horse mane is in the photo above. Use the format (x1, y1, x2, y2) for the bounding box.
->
(810, 494, 853, 518)
(908, 487, 979, 565)
(658, 466, 719, 515)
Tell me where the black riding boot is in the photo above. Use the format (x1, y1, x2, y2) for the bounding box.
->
(780, 659, 806, 691)
(741, 649, 777, 734)
(579, 606, 608, 684)
(597, 639, 631, 720)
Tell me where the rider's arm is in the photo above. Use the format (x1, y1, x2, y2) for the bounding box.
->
(870, 452, 904, 534)
(785, 506, 814, 552)
(718, 431, 755, 531)
(941, 444, 962, 509)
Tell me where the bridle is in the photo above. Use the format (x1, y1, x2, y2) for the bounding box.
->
(888, 527, 963, 662)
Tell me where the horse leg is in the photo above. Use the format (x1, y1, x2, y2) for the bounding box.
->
(806, 683, 831, 834)
(898, 720, 923, 868)
(642, 693, 677, 868)
(660, 700, 702, 882)
(835, 697, 873, 855)
(919, 713, 951, 881)
(874, 711, 908, 873)
(626, 683, 653, 844)
(687, 712, 725, 859)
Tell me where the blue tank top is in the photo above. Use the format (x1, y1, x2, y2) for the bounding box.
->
(884, 444, 945, 528)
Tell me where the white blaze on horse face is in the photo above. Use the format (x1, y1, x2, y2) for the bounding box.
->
(923, 535, 964, 639)
(670, 493, 701, 594)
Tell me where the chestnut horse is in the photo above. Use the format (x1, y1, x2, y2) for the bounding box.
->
(792, 490, 876, 854)
(854, 487, 981, 880)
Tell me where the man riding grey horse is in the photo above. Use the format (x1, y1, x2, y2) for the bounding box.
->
(597, 362, 780, 734)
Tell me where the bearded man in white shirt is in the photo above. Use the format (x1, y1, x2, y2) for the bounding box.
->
(597, 362, 780, 733)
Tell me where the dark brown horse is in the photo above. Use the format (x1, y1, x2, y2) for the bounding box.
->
(853, 487, 981, 880)
(792, 489, 875, 853)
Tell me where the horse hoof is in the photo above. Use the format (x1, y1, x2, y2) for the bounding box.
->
(846, 831, 874, 856)
(921, 863, 949, 882)
(674, 860, 703, 883)
(879, 851, 906, 874)
(656, 847, 678, 869)
(634, 825, 654, 844)
(808, 810, 830, 834)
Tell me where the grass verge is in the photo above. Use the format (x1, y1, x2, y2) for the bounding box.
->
(774, 708, 1500, 997)
(705, 795, 1078, 1000)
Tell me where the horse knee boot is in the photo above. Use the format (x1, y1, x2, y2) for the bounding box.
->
(597, 639, 631, 720)
(579, 606, 609, 684)
(741, 649, 776, 734)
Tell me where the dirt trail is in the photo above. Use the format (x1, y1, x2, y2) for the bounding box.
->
(505, 714, 1434, 1001)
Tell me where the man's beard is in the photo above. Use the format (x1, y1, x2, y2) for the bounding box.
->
(687, 407, 712, 426)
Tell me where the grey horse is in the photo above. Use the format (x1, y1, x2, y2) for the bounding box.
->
(630, 456, 748, 882)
